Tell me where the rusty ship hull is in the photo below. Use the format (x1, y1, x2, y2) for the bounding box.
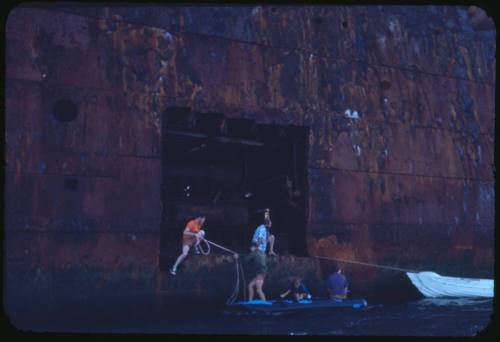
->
(5, 5, 494, 316)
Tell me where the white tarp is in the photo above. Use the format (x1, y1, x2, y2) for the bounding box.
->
(406, 272, 494, 298)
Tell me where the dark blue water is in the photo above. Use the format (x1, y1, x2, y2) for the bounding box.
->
(16, 298, 494, 336)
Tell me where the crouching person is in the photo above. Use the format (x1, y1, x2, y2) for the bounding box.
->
(280, 277, 311, 302)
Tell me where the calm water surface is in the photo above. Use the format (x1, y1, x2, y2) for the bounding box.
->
(20, 297, 494, 336)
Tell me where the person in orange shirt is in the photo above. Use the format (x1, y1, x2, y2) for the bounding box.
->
(170, 216, 206, 275)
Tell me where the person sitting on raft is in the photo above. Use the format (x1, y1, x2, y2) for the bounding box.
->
(327, 263, 349, 300)
(170, 216, 206, 275)
(280, 277, 312, 302)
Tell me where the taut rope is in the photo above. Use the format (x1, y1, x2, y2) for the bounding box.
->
(313, 255, 419, 273)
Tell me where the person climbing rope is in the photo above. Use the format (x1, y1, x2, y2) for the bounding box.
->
(170, 216, 206, 275)
(251, 209, 277, 256)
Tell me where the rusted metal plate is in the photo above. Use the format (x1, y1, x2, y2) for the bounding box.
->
(6, 8, 98, 87)
(307, 223, 494, 278)
(308, 168, 494, 226)
(116, 156, 161, 218)
(7, 7, 91, 50)
(5, 170, 161, 233)
(9, 8, 493, 134)
(48, 5, 496, 85)
(5, 80, 44, 175)
(5, 172, 38, 223)
(5, 82, 122, 177)
(5, 230, 159, 269)
(308, 120, 494, 181)
(80, 157, 161, 220)
(5, 38, 43, 82)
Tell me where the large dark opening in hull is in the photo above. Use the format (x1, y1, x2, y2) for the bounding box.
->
(160, 107, 309, 270)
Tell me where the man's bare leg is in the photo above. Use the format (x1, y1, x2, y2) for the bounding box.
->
(194, 230, 205, 254)
(248, 279, 256, 301)
(171, 245, 190, 274)
(255, 279, 266, 301)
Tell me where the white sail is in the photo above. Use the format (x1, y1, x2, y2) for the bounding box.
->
(406, 272, 494, 298)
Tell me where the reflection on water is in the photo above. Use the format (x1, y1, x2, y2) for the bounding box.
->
(415, 297, 492, 307)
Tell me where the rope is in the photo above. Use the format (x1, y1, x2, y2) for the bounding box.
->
(198, 238, 210, 255)
(226, 258, 243, 305)
(184, 232, 246, 304)
(313, 255, 419, 273)
(239, 259, 247, 303)
(184, 231, 418, 303)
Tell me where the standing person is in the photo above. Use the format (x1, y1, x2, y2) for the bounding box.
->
(280, 277, 312, 302)
(170, 216, 206, 275)
(252, 219, 277, 256)
(244, 241, 268, 301)
(327, 263, 349, 300)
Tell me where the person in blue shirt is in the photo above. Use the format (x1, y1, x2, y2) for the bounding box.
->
(251, 219, 277, 256)
(327, 263, 349, 300)
(280, 277, 311, 301)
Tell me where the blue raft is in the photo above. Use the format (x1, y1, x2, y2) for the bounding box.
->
(229, 298, 368, 312)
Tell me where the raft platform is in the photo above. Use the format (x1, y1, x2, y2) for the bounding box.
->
(228, 298, 368, 312)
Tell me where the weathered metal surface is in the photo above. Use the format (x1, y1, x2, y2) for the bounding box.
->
(308, 169, 494, 226)
(5, 5, 495, 313)
(6, 230, 158, 268)
(48, 5, 496, 84)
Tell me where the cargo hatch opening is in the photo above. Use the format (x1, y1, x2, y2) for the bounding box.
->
(160, 107, 309, 269)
